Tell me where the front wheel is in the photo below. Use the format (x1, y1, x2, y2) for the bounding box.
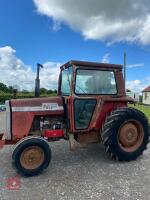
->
(102, 107, 149, 161)
(12, 137, 51, 176)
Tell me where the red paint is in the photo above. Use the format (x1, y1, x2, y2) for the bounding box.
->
(11, 97, 64, 139)
(12, 112, 34, 139)
(0, 139, 5, 148)
(6, 177, 21, 190)
(43, 130, 64, 138)
(69, 95, 128, 134)
(0, 134, 5, 148)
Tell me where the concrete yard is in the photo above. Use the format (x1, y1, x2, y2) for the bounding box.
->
(0, 140, 150, 200)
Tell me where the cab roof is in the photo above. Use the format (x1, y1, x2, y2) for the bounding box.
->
(60, 60, 122, 70)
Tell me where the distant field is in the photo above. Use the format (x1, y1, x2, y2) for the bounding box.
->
(129, 104, 150, 123)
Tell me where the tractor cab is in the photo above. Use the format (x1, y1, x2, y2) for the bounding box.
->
(58, 60, 125, 97)
(58, 60, 126, 133)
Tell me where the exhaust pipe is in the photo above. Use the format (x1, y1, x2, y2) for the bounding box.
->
(35, 63, 43, 97)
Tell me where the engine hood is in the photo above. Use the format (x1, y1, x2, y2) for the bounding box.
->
(8, 97, 64, 140)
(10, 96, 64, 113)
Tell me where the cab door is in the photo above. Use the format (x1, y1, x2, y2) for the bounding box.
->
(70, 67, 117, 133)
(59, 66, 74, 131)
(73, 98, 97, 130)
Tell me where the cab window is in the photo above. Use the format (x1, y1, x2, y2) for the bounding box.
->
(61, 67, 72, 96)
(75, 69, 117, 95)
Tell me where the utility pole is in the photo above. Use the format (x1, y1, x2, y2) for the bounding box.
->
(124, 51, 126, 91)
(35, 63, 43, 97)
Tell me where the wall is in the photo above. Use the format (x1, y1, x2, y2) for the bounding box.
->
(143, 92, 150, 105)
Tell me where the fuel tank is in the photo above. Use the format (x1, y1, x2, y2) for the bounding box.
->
(10, 97, 64, 140)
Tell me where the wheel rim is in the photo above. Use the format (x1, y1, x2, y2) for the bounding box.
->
(118, 120, 144, 152)
(20, 146, 44, 170)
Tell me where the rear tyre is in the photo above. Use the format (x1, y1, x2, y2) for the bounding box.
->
(102, 107, 149, 161)
(12, 137, 51, 176)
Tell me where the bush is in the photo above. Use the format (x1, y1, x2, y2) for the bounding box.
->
(0, 92, 57, 104)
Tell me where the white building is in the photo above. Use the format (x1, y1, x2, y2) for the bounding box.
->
(142, 86, 150, 105)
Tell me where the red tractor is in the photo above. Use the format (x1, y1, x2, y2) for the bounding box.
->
(0, 60, 149, 176)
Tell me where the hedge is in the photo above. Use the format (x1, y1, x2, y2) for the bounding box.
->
(0, 93, 57, 104)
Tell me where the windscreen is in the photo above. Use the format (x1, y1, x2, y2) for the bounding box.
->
(75, 69, 117, 95)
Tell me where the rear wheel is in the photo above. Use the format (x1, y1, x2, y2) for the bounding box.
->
(102, 107, 149, 161)
(12, 137, 51, 176)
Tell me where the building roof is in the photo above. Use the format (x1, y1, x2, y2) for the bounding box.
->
(60, 60, 122, 70)
(142, 86, 150, 92)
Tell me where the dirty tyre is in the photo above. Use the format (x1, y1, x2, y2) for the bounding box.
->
(102, 107, 149, 161)
(12, 137, 51, 176)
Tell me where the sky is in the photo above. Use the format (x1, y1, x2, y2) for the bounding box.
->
(0, 0, 150, 92)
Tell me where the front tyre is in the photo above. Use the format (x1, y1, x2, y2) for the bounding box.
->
(12, 137, 51, 176)
(102, 107, 149, 161)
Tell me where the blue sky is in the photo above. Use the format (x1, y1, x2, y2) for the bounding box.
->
(0, 0, 150, 91)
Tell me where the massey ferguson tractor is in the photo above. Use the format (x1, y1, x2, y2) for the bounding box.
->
(0, 60, 149, 176)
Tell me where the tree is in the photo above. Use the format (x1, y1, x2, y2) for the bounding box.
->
(8, 86, 14, 93)
(47, 89, 53, 94)
(22, 89, 30, 94)
(46, 89, 57, 95)
(40, 88, 47, 94)
(0, 82, 10, 93)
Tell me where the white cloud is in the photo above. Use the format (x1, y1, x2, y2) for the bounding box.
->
(147, 77, 150, 83)
(101, 53, 110, 63)
(126, 80, 146, 92)
(40, 61, 61, 90)
(33, 0, 150, 45)
(0, 46, 61, 91)
(127, 63, 144, 68)
(0, 46, 148, 93)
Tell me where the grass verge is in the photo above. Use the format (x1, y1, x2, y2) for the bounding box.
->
(129, 104, 150, 123)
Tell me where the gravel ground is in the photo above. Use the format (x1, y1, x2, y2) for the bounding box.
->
(0, 140, 150, 200)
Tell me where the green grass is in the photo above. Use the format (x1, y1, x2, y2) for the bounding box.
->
(129, 104, 150, 123)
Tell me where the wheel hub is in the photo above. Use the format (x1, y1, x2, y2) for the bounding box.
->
(118, 121, 144, 152)
(20, 146, 44, 170)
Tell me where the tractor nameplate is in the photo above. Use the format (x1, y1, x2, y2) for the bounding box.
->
(12, 103, 63, 112)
